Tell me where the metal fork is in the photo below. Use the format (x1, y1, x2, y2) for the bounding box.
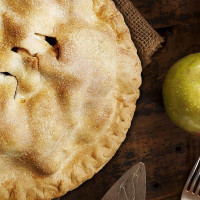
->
(181, 157, 200, 200)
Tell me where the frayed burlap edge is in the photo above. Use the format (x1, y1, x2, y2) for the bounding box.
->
(113, 0, 164, 67)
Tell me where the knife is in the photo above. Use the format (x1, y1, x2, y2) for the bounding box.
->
(101, 162, 146, 200)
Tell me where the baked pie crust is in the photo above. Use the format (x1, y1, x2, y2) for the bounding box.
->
(0, 0, 141, 199)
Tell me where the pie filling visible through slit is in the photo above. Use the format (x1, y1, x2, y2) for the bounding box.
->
(0, 0, 141, 199)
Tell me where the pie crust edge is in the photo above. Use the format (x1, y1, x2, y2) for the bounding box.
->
(53, 0, 142, 198)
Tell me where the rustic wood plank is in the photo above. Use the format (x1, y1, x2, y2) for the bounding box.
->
(131, 0, 200, 28)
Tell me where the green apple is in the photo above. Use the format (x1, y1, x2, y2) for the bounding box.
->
(163, 53, 200, 133)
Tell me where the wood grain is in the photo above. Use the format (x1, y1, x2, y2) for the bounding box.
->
(61, 1, 200, 200)
(131, 0, 200, 29)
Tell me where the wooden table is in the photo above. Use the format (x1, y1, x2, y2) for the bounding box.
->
(62, 1, 200, 199)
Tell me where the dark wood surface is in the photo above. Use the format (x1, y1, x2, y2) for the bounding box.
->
(62, 1, 200, 200)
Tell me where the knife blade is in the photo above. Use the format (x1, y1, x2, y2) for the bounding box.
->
(101, 162, 146, 200)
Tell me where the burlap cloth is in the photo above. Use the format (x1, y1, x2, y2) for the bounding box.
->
(54, 1, 162, 200)
(113, 0, 164, 67)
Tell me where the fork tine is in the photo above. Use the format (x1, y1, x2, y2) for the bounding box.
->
(184, 157, 200, 190)
(195, 180, 200, 195)
(190, 167, 200, 192)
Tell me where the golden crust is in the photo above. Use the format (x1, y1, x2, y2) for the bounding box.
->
(0, 0, 142, 199)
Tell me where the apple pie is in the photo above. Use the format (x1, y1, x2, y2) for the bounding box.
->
(0, 0, 141, 199)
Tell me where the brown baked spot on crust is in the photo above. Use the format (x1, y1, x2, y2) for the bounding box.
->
(2, 12, 27, 44)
